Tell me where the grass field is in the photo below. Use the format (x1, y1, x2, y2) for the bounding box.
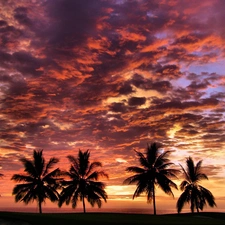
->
(0, 211, 224, 225)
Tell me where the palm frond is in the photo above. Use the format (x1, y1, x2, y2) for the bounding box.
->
(199, 186, 216, 207)
(67, 155, 79, 169)
(22, 191, 36, 204)
(12, 183, 33, 195)
(180, 180, 189, 191)
(88, 196, 102, 208)
(89, 181, 106, 191)
(177, 190, 190, 213)
(11, 174, 34, 182)
(156, 173, 177, 196)
(78, 150, 90, 177)
(125, 166, 145, 174)
(159, 168, 180, 178)
(195, 160, 203, 174)
(43, 168, 61, 182)
(186, 157, 196, 182)
(146, 184, 154, 202)
(20, 158, 37, 177)
(87, 183, 108, 202)
(43, 157, 59, 176)
(86, 161, 102, 177)
(87, 171, 108, 181)
(123, 173, 144, 185)
(179, 163, 191, 183)
(133, 180, 147, 199)
(69, 165, 80, 178)
(59, 185, 77, 207)
(134, 150, 149, 168)
(71, 190, 80, 208)
(146, 142, 161, 166)
(33, 150, 45, 176)
(43, 186, 59, 202)
(196, 173, 208, 181)
(155, 151, 171, 167)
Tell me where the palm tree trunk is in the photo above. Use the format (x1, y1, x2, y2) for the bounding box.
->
(191, 199, 194, 213)
(196, 199, 199, 213)
(152, 186, 156, 215)
(82, 195, 86, 213)
(38, 200, 42, 214)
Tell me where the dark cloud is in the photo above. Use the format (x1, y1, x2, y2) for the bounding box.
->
(12, 51, 42, 77)
(14, 7, 32, 27)
(155, 64, 182, 79)
(128, 97, 146, 106)
(109, 103, 127, 113)
(0, 20, 8, 27)
(173, 34, 200, 45)
(44, 0, 109, 48)
(118, 82, 135, 95)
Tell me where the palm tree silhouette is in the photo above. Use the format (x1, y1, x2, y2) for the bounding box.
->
(58, 149, 108, 213)
(123, 142, 179, 215)
(0, 169, 3, 196)
(11, 149, 61, 213)
(176, 156, 216, 213)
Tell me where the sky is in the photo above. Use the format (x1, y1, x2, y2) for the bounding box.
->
(0, 0, 225, 214)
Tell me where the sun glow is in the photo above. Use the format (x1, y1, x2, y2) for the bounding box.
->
(167, 124, 182, 138)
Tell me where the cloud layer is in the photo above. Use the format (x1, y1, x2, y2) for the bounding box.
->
(0, 0, 225, 203)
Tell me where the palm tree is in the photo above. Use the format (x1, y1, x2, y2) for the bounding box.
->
(0, 169, 3, 196)
(11, 149, 61, 214)
(123, 142, 179, 215)
(59, 149, 108, 213)
(176, 157, 216, 213)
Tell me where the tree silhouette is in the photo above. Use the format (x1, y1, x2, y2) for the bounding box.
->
(177, 156, 216, 213)
(0, 168, 3, 196)
(123, 142, 179, 215)
(59, 149, 108, 213)
(11, 149, 61, 213)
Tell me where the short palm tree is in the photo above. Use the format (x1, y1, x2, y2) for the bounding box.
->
(123, 142, 179, 215)
(11, 149, 61, 213)
(0, 169, 3, 196)
(59, 149, 108, 213)
(177, 157, 216, 213)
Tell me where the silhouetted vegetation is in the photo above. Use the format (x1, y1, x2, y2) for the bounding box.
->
(177, 157, 216, 213)
(123, 142, 180, 215)
(11, 149, 61, 213)
(58, 149, 108, 213)
(4, 145, 217, 215)
(0, 169, 3, 196)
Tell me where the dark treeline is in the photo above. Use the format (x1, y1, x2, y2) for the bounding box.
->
(1, 142, 216, 215)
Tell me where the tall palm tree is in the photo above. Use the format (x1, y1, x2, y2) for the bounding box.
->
(123, 142, 179, 215)
(59, 149, 108, 213)
(176, 157, 216, 213)
(11, 149, 61, 214)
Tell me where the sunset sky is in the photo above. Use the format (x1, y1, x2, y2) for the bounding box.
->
(0, 0, 225, 213)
